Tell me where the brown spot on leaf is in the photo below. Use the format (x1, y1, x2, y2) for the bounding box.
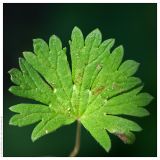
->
(114, 133, 128, 143)
(75, 72, 83, 84)
(92, 86, 105, 95)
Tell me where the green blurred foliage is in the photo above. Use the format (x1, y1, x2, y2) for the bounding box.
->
(3, 3, 157, 157)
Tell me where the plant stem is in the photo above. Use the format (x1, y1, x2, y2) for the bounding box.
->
(69, 120, 81, 157)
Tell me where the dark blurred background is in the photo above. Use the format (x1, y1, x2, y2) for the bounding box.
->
(3, 3, 157, 157)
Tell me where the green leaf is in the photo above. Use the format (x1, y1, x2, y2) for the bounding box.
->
(31, 114, 66, 142)
(9, 26, 153, 152)
(119, 60, 140, 77)
(100, 86, 153, 117)
(81, 116, 111, 152)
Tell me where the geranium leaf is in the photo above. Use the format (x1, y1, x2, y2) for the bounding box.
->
(9, 26, 153, 152)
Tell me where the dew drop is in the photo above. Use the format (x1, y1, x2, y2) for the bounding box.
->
(96, 64, 102, 70)
(104, 99, 107, 104)
(73, 85, 76, 90)
(89, 90, 92, 96)
(54, 88, 57, 93)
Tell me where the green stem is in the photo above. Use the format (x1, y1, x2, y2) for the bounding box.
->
(69, 120, 81, 157)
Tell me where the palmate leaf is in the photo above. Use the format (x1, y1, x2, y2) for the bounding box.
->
(9, 26, 153, 152)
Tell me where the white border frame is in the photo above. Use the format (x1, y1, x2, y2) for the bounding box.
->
(0, 1, 159, 159)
